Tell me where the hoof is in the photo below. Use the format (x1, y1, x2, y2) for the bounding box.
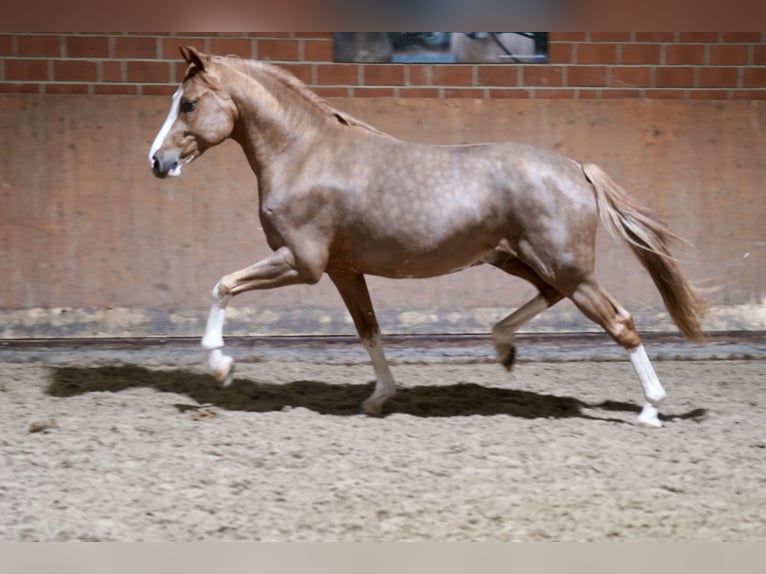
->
(215, 362, 235, 388)
(209, 350, 235, 387)
(496, 343, 516, 371)
(637, 403, 663, 428)
(361, 398, 386, 417)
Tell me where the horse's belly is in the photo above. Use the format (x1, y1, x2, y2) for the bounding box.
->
(331, 232, 499, 279)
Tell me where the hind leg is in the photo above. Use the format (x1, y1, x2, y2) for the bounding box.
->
(570, 278, 666, 427)
(329, 272, 396, 416)
(491, 258, 564, 369)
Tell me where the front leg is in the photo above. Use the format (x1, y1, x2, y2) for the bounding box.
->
(201, 245, 325, 386)
(201, 284, 234, 385)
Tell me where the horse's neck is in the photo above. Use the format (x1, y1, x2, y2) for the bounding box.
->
(228, 77, 327, 182)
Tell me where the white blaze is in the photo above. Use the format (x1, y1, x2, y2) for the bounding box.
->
(148, 86, 183, 167)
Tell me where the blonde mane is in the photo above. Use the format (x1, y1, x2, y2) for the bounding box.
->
(217, 56, 388, 136)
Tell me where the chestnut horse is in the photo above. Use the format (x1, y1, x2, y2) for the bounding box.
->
(149, 47, 705, 427)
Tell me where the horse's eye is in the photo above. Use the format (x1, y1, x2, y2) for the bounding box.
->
(180, 99, 196, 113)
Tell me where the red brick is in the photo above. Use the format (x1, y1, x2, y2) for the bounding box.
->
(547, 43, 573, 64)
(665, 45, 706, 65)
(142, 84, 177, 95)
(316, 63, 358, 85)
(575, 43, 618, 64)
(698, 67, 739, 88)
(5, 59, 49, 81)
(352, 87, 396, 97)
(279, 63, 313, 85)
(312, 86, 350, 97)
(709, 45, 750, 65)
(162, 38, 200, 60)
(444, 88, 486, 98)
(398, 87, 440, 98)
(16, 35, 61, 57)
(477, 66, 518, 87)
(522, 65, 563, 86)
(488, 88, 532, 99)
(54, 60, 97, 82)
(634, 33, 676, 42)
(0, 35, 13, 55)
(407, 65, 431, 86)
(303, 40, 333, 61)
(0, 82, 42, 93)
(567, 66, 607, 87)
(621, 43, 661, 64)
(610, 66, 652, 88)
(590, 32, 632, 42)
(755, 45, 766, 66)
(743, 68, 766, 88)
(65, 36, 109, 58)
(127, 61, 170, 83)
(114, 37, 158, 59)
(720, 32, 761, 43)
(431, 65, 474, 86)
(209, 38, 254, 58)
(257, 39, 300, 61)
(45, 83, 90, 94)
(363, 64, 404, 86)
(655, 67, 695, 87)
(678, 32, 719, 42)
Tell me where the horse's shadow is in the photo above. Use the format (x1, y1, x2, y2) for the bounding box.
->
(46, 365, 706, 423)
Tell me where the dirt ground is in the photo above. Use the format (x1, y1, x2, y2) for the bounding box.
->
(1, 344, 765, 541)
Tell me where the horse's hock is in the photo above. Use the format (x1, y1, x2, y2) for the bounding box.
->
(0, 94, 764, 338)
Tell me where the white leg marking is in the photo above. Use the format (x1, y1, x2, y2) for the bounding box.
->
(148, 85, 182, 166)
(629, 344, 666, 428)
(201, 282, 234, 385)
(638, 403, 662, 428)
(361, 334, 396, 416)
(201, 283, 231, 350)
(208, 349, 235, 387)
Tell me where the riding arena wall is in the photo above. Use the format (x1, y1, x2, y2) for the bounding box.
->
(1, 33, 764, 338)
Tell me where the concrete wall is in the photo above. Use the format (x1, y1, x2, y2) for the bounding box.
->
(1, 94, 764, 337)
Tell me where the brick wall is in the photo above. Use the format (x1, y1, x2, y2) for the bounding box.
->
(1, 32, 765, 99)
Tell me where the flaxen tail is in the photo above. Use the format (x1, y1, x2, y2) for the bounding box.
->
(582, 163, 706, 343)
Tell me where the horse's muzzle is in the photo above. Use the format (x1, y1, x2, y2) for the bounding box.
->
(151, 150, 179, 179)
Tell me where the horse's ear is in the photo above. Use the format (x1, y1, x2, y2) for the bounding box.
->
(179, 45, 207, 71)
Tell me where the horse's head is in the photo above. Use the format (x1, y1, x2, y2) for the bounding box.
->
(149, 46, 237, 178)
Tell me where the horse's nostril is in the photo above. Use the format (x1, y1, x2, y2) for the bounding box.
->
(151, 155, 167, 178)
